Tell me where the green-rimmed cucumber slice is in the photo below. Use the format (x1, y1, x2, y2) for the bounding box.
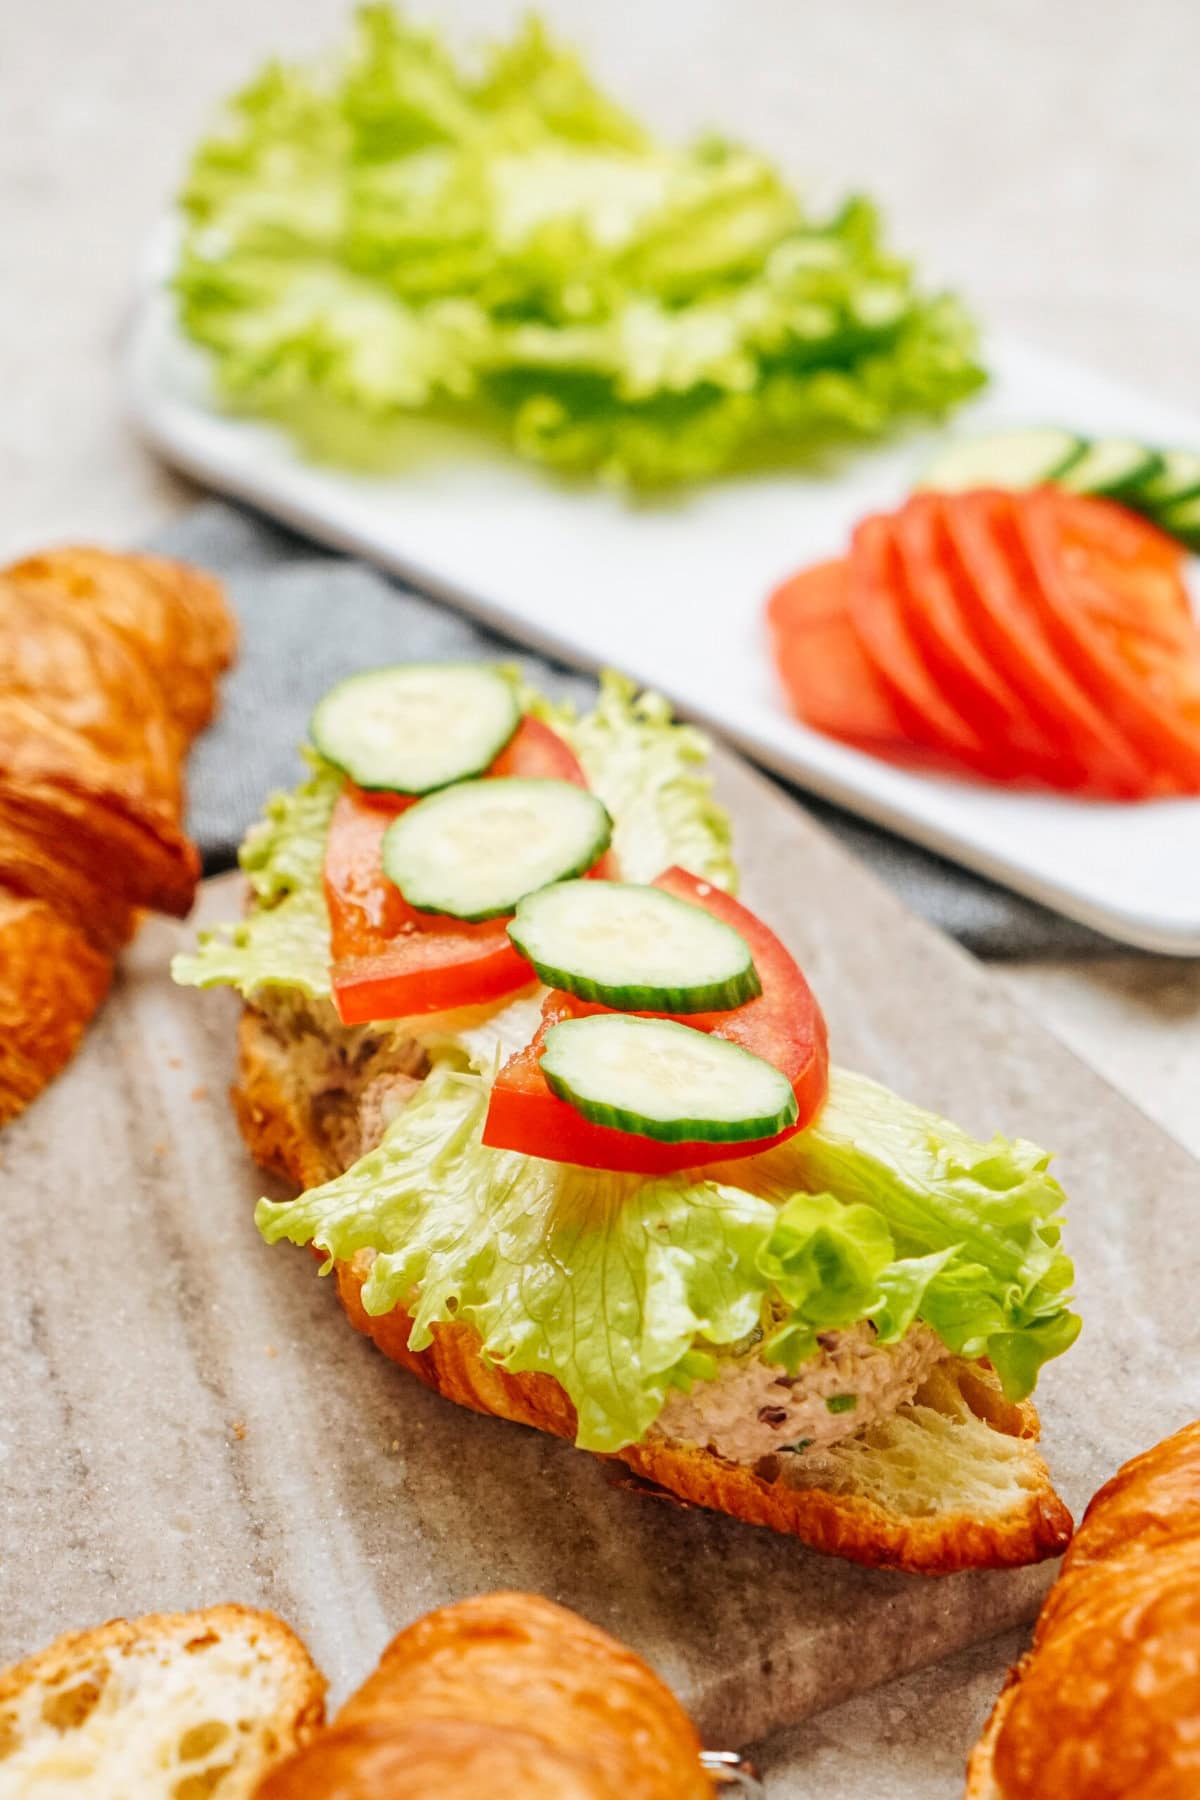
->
(1135, 450, 1200, 513)
(508, 880, 760, 1013)
(310, 663, 520, 794)
(382, 778, 611, 921)
(1155, 493, 1200, 553)
(1057, 437, 1163, 499)
(920, 428, 1085, 493)
(540, 1014, 797, 1144)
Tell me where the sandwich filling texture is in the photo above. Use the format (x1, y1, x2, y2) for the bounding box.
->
(174, 673, 1080, 1460)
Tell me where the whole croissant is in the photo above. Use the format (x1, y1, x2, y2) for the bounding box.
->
(0, 545, 234, 1125)
(966, 1418, 1200, 1798)
(256, 1591, 714, 1799)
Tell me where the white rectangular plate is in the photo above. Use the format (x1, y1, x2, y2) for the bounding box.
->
(127, 277, 1200, 952)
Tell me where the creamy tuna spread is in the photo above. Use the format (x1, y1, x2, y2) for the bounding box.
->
(654, 1320, 948, 1465)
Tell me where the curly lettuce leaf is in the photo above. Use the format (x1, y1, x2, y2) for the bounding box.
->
(172, 673, 735, 1014)
(175, 8, 985, 485)
(172, 753, 341, 998)
(729, 1067, 1081, 1398)
(257, 1063, 777, 1451)
(255, 1058, 1079, 1447)
(530, 671, 737, 890)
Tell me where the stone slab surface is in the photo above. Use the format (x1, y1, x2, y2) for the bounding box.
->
(3, 745, 1197, 1758)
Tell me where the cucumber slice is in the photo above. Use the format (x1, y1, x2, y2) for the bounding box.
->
(1155, 493, 1200, 553)
(508, 880, 761, 1013)
(382, 778, 611, 921)
(310, 663, 519, 794)
(1058, 437, 1164, 499)
(920, 428, 1085, 493)
(1135, 450, 1200, 512)
(540, 1014, 797, 1145)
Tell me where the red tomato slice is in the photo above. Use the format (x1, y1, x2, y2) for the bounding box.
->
(482, 867, 830, 1174)
(767, 559, 912, 745)
(848, 514, 1007, 775)
(326, 716, 609, 1023)
(940, 492, 1151, 797)
(1051, 491, 1192, 646)
(1016, 489, 1200, 793)
(893, 495, 1068, 785)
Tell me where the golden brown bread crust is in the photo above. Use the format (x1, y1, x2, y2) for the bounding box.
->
(5, 547, 236, 741)
(0, 579, 183, 811)
(256, 1592, 712, 1800)
(257, 1718, 621, 1799)
(0, 700, 200, 930)
(0, 894, 113, 1127)
(966, 1420, 1200, 1799)
(235, 1008, 1073, 1576)
(0, 544, 234, 1126)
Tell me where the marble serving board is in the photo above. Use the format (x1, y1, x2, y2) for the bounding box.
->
(2, 743, 1198, 1768)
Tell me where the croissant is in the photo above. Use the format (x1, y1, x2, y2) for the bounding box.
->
(255, 1591, 715, 1799)
(0, 546, 234, 1125)
(966, 1418, 1200, 1798)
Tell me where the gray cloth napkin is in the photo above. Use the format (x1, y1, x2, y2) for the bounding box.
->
(153, 499, 1118, 960)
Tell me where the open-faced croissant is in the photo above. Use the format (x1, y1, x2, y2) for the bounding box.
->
(0, 545, 234, 1124)
(966, 1418, 1200, 1798)
(256, 1591, 716, 1800)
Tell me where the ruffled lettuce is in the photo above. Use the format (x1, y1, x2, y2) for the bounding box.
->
(529, 672, 736, 892)
(171, 672, 736, 1012)
(172, 752, 341, 998)
(258, 1063, 778, 1451)
(729, 1068, 1081, 1398)
(175, 7, 985, 486)
(256, 1058, 1080, 1450)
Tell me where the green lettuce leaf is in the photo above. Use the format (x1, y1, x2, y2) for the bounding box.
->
(729, 1067, 1081, 1398)
(171, 672, 736, 1014)
(172, 753, 341, 998)
(529, 671, 737, 890)
(254, 1058, 1080, 1448)
(257, 1063, 778, 1451)
(175, 7, 985, 486)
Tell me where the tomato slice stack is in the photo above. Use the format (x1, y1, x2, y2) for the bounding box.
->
(767, 486, 1200, 799)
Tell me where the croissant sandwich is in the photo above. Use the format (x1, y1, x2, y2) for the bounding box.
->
(0, 1604, 324, 1797)
(0, 546, 234, 1124)
(966, 1418, 1200, 1799)
(175, 663, 1081, 1575)
(258, 1592, 718, 1799)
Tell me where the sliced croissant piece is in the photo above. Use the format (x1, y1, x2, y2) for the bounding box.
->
(0, 578, 182, 810)
(235, 1005, 1073, 1577)
(0, 544, 234, 1125)
(0, 892, 113, 1124)
(256, 1592, 713, 1799)
(6, 546, 235, 742)
(0, 1604, 324, 1797)
(966, 1419, 1200, 1798)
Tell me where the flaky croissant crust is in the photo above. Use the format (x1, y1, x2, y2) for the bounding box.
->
(0, 546, 234, 1125)
(968, 1419, 1200, 1800)
(255, 1592, 712, 1800)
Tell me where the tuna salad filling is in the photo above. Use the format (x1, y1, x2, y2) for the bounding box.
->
(654, 1319, 949, 1465)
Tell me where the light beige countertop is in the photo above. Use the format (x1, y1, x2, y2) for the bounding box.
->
(6, 2, 1199, 1791)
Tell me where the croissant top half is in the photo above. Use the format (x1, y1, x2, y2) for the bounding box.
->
(256, 1592, 714, 1800)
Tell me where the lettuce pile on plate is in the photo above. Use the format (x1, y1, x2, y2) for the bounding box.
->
(174, 6, 987, 486)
